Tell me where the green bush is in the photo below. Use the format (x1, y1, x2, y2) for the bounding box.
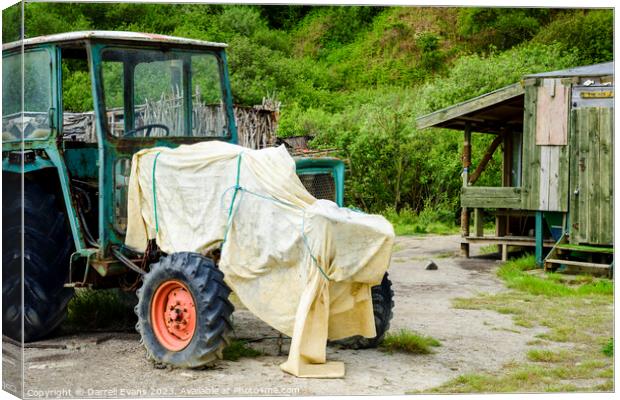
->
(457, 8, 552, 51)
(418, 42, 581, 113)
(384, 206, 459, 236)
(533, 10, 613, 64)
(417, 32, 445, 72)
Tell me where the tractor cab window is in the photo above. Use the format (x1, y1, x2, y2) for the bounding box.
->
(2, 50, 53, 142)
(100, 48, 227, 138)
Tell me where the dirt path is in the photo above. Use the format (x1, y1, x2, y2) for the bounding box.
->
(7, 235, 545, 397)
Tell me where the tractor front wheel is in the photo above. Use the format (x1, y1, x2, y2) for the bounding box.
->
(135, 252, 234, 368)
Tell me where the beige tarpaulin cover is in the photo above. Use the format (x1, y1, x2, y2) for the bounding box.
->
(125, 141, 394, 378)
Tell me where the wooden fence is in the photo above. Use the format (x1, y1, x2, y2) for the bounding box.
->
(62, 98, 279, 150)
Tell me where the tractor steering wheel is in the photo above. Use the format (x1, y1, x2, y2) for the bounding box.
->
(125, 124, 170, 138)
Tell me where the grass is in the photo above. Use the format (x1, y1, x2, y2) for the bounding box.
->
(479, 244, 498, 255)
(479, 244, 521, 256)
(392, 243, 404, 253)
(222, 340, 262, 361)
(383, 207, 459, 236)
(390, 220, 458, 236)
(380, 329, 441, 354)
(426, 363, 613, 393)
(428, 255, 613, 393)
(602, 338, 613, 357)
(497, 255, 613, 297)
(65, 288, 137, 330)
(526, 349, 569, 362)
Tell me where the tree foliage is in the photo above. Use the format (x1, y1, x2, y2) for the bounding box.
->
(1, 4, 613, 218)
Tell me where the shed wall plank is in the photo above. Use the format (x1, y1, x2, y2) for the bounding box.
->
(598, 108, 613, 244)
(548, 146, 561, 210)
(588, 108, 601, 243)
(522, 85, 541, 210)
(539, 146, 564, 212)
(558, 140, 570, 211)
(536, 79, 569, 145)
(539, 146, 550, 210)
(576, 108, 591, 243)
(568, 110, 581, 244)
(600, 109, 614, 243)
(572, 107, 613, 245)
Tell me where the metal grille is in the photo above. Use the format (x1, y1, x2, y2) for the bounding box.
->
(298, 173, 336, 202)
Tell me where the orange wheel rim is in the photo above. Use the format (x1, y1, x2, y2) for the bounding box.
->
(151, 280, 197, 351)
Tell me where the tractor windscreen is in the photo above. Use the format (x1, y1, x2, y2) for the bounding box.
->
(100, 48, 228, 138)
(2, 50, 53, 142)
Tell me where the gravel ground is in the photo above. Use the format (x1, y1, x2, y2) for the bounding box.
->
(3, 235, 545, 397)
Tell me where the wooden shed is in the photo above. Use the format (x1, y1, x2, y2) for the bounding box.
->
(416, 62, 614, 275)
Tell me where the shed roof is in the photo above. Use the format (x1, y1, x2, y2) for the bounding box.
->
(415, 83, 524, 134)
(524, 62, 614, 78)
(416, 62, 615, 134)
(2, 31, 227, 52)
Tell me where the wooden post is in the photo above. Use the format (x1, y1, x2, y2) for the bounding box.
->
(501, 244, 509, 262)
(462, 124, 471, 187)
(460, 124, 471, 258)
(498, 127, 511, 253)
(460, 242, 470, 258)
(535, 211, 544, 267)
(502, 128, 513, 187)
(473, 208, 484, 237)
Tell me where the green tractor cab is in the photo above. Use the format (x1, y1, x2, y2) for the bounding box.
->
(2, 31, 392, 366)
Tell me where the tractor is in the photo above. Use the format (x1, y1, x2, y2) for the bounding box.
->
(2, 31, 394, 367)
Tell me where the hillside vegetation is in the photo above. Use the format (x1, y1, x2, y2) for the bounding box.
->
(3, 5, 613, 226)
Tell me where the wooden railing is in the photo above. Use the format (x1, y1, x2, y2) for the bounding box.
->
(461, 186, 522, 209)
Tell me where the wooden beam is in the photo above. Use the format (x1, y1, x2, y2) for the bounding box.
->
(461, 197, 522, 209)
(464, 236, 556, 246)
(468, 133, 504, 185)
(461, 125, 472, 238)
(545, 259, 611, 269)
(462, 187, 521, 196)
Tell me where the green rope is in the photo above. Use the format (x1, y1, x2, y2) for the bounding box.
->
(150, 149, 331, 281)
(221, 152, 244, 244)
(301, 210, 331, 281)
(152, 151, 162, 233)
(220, 152, 331, 281)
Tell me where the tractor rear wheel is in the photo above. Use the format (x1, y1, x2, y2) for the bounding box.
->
(135, 252, 234, 368)
(2, 175, 74, 342)
(331, 272, 394, 349)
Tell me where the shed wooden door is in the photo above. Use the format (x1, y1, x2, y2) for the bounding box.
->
(569, 107, 613, 245)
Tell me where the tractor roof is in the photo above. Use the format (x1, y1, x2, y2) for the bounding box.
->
(2, 30, 227, 52)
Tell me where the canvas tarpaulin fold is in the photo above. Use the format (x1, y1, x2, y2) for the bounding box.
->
(125, 141, 394, 377)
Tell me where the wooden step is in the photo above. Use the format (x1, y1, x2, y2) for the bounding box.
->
(556, 243, 614, 254)
(545, 258, 611, 270)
